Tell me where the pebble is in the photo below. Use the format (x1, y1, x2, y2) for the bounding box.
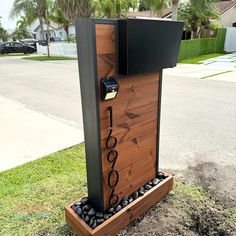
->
(157, 172, 166, 179)
(152, 178, 160, 186)
(81, 197, 89, 205)
(122, 196, 129, 201)
(107, 207, 115, 214)
(95, 212, 104, 218)
(97, 218, 104, 225)
(88, 208, 96, 216)
(71, 205, 78, 211)
(91, 220, 97, 229)
(76, 207, 82, 216)
(139, 187, 145, 196)
(81, 213, 86, 221)
(132, 191, 139, 200)
(83, 204, 90, 211)
(89, 217, 94, 227)
(103, 214, 110, 220)
(144, 184, 152, 190)
(115, 205, 122, 212)
(129, 197, 134, 203)
(121, 200, 129, 208)
(74, 201, 82, 207)
(85, 215, 90, 222)
(148, 181, 153, 186)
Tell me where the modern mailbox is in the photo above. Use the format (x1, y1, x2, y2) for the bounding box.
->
(118, 19, 183, 75)
(65, 18, 184, 236)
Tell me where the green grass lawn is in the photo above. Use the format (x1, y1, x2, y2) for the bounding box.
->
(0, 144, 86, 236)
(179, 53, 226, 64)
(0, 53, 29, 57)
(0, 144, 235, 235)
(22, 56, 76, 61)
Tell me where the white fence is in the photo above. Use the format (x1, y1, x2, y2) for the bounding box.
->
(37, 42, 77, 57)
(224, 27, 236, 52)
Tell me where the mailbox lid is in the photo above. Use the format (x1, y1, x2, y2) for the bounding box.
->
(118, 18, 184, 75)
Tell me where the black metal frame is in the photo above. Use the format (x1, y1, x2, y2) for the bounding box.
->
(156, 70, 163, 172)
(76, 19, 117, 211)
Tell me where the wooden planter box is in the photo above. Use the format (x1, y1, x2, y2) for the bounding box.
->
(65, 175, 173, 236)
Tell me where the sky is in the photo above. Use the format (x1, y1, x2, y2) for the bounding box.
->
(0, 0, 15, 29)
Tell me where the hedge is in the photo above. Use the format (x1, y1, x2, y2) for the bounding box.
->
(178, 28, 226, 61)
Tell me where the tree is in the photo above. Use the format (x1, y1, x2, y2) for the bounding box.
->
(128, 0, 139, 12)
(139, 0, 151, 11)
(97, 0, 128, 18)
(12, 27, 32, 40)
(0, 26, 9, 42)
(150, 0, 170, 17)
(0, 17, 9, 42)
(171, 0, 180, 21)
(55, 0, 96, 22)
(49, 8, 70, 40)
(10, 0, 49, 40)
(11, 16, 32, 40)
(11, 0, 53, 57)
(178, 0, 218, 39)
(192, 0, 218, 37)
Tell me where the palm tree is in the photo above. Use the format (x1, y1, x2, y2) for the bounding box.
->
(49, 8, 70, 40)
(0, 26, 9, 42)
(139, 0, 151, 11)
(171, 0, 180, 21)
(12, 27, 32, 40)
(16, 16, 29, 29)
(150, 0, 170, 17)
(191, 0, 218, 37)
(128, 0, 139, 12)
(10, 0, 49, 40)
(12, 16, 32, 40)
(98, 0, 128, 18)
(55, 0, 96, 22)
(179, 0, 218, 39)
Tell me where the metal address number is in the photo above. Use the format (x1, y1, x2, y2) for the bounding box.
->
(106, 106, 119, 207)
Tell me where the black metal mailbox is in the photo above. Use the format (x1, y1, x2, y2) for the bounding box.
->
(118, 18, 184, 75)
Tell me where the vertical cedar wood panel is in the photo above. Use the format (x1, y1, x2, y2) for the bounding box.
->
(95, 23, 160, 209)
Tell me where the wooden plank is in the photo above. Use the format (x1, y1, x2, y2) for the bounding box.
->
(65, 175, 173, 236)
(95, 23, 160, 209)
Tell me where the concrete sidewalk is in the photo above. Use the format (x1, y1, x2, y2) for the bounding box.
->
(165, 53, 236, 81)
(0, 95, 83, 172)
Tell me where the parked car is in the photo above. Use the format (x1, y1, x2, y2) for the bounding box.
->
(19, 39, 38, 49)
(50, 37, 62, 42)
(0, 42, 36, 54)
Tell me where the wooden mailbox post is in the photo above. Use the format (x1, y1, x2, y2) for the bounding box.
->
(65, 18, 184, 236)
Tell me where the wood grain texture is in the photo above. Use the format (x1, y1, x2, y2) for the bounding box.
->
(65, 175, 173, 236)
(95, 24, 160, 209)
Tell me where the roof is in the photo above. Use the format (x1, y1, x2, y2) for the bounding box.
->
(214, 0, 236, 15)
(126, 8, 171, 18)
(34, 22, 57, 32)
(126, 1, 236, 18)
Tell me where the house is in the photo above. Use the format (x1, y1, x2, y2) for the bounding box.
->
(127, 0, 236, 27)
(33, 22, 58, 40)
(28, 20, 76, 41)
(54, 24, 76, 40)
(214, 0, 236, 27)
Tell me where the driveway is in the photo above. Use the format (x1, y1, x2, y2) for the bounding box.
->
(0, 56, 235, 204)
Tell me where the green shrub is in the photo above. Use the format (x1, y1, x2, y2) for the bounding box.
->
(178, 28, 226, 61)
